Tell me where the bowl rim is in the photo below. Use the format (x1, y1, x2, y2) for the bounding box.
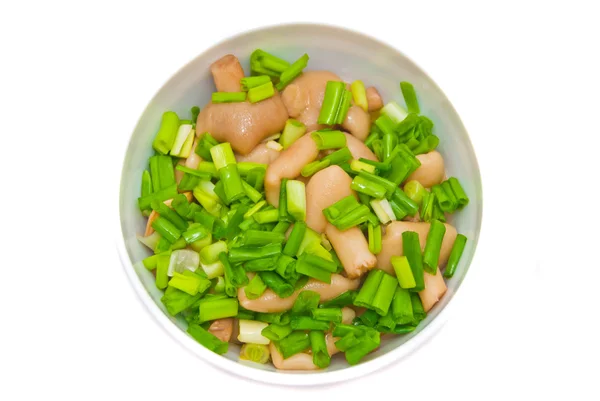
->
(116, 22, 483, 386)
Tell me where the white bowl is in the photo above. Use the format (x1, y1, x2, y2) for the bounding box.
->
(117, 23, 482, 386)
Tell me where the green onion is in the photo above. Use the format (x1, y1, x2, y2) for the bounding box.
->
(240, 343, 270, 364)
(337, 90, 353, 124)
(149, 155, 176, 191)
(374, 114, 396, 137)
(432, 198, 446, 222)
(320, 290, 357, 308)
(344, 329, 380, 365)
(317, 81, 346, 125)
(410, 293, 427, 324)
(229, 243, 282, 263)
(243, 256, 279, 272)
(275, 53, 309, 91)
(382, 132, 397, 162)
(250, 49, 290, 77)
(244, 201, 266, 221)
(286, 180, 306, 221)
(190, 106, 200, 122)
(312, 307, 342, 323)
(170, 124, 195, 157)
(152, 111, 180, 155)
(448, 177, 469, 209)
(194, 133, 219, 161)
(242, 180, 263, 203)
(161, 286, 201, 315)
(252, 208, 279, 224)
(350, 80, 368, 112)
(310, 130, 347, 150)
(323, 195, 360, 221)
(332, 204, 372, 231)
(255, 311, 290, 325)
(193, 181, 224, 217)
(279, 119, 307, 149)
(212, 92, 246, 103)
(290, 316, 330, 331)
(322, 147, 352, 166)
(283, 221, 306, 256)
(277, 331, 310, 359)
(150, 200, 188, 231)
(142, 253, 159, 270)
(420, 191, 435, 222)
(155, 254, 170, 289)
(301, 253, 337, 273)
(261, 324, 293, 341)
(272, 221, 292, 234)
(219, 252, 248, 288)
(244, 274, 267, 300)
(335, 333, 361, 352)
(278, 178, 291, 222)
(392, 188, 419, 216)
(259, 271, 294, 298)
(198, 296, 238, 323)
(182, 223, 210, 244)
(237, 162, 267, 176)
(358, 171, 397, 198)
(351, 176, 386, 199)
(187, 323, 228, 355)
(403, 180, 426, 205)
(423, 220, 447, 274)
(444, 234, 467, 278)
(358, 309, 379, 327)
(211, 276, 225, 293)
(199, 240, 227, 264)
(210, 143, 236, 170)
(402, 231, 425, 291)
(240, 230, 285, 247)
(275, 254, 297, 280)
(301, 159, 331, 177)
(248, 81, 275, 103)
(354, 269, 384, 309)
(291, 290, 320, 315)
(309, 330, 331, 368)
(151, 217, 181, 243)
(380, 101, 408, 124)
(441, 181, 458, 210)
(174, 165, 211, 180)
(370, 272, 398, 316)
(213, 181, 228, 204)
(332, 323, 367, 338)
(241, 75, 271, 91)
(193, 209, 216, 232)
(168, 272, 211, 296)
(391, 255, 416, 289)
(432, 184, 452, 213)
(351, 159, 376, 174)
(412, 135, 439, 155)
(392, 287, 414, 325)
(295, 258, 331, 283)
(154, 237, 171, 254)
(368, 223, 382, 254)
(400, 82, 420, 114)
(141, 170, 153, 200)
(375, 311, 397, 332)
(196, 161, 219, 177)
(370, 198, 396, 224)
(178, 173, 200, 191)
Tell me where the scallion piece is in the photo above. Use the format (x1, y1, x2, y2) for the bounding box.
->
(283, 221, 306, 256)
(210, 143, 236, 170)
(290, 316, 330, 331)
(198, 296, 238, 323)
(354, 269, 384, 309)
(323, 195, 360, 221)
(322, 147, 352, 166)
(278, 178, 291, 222)
(244, 201, 266, 222)
(193, 180, 224, 217)
(155, 254, 170, 289)
(286, 180, 306, 221)
(400, 82, 420, 114)
(244, 274, 267, 300)
(239, 343, 270, 364)
(182, 223, 210, 244)
(344, 329, 380, 365)
(295, 258, 331, 284)
(410, 293, 427, 324)
(211, 91, 246, 103)
(240, 75, 271, 91)
(228, 243, 282, 264)
(368, 223, 382, 254)
(391, 255, 416, 289)
(402, 231, 425, 291)
(237, 162, 266, 176)
(175, 165, 211, 180)
(420, 191, 435, 222)
(243, 256, 279, 272)
(275, 254, 297, 280)
(150, 200, 189, 231)
(275, 53, 309, 91)
(248, 81, 274, 103)
(392, 188, 420, 216)
(432, 197, 446, 222)
(187, 323, 228, 355)
(444, 234, 467, 278)
(310, 130, 347, 150)
(380, 101, 408, 124)
(317, 81, 346, 125)
(170, 123, 195, 157)
(240, 230, 285, 247)
(152, 111, 180, 155)
(403, 180, 426, 205)
(320, 290, 357, 308)
(199, 240, 227, 264)
(277, 331, 310, 359)
(250, 49, 290, 77)
(448, 177, 469, 209)
(432, 184, 452, 213)
(272, 221, 292, 234)
(370, 198, 396, 224)
(351, 159, 376, 174)
(329, 204, 371, 231)
(168, 272, 210, 296)
(258, 271, 294, 298)
(219, 252, 248, 288)
(351, 175, 386, 199)
(350, 80, 368, 112)
(160, 286, 200, 315)
(253, 208, 280, 224)
(279, 119, 307, 149)
(151, 217, 181, 243)
(335, 333, 361, 352)
(358, 309, 379, 327)
(309, 330, 331, 368)
(441, 181, 458, 210)
(196, 161, 219, 178)
(370, 272, 398, 316)
(301, 253, 337, 273)
(392, 287, 414, 325)
(194, 133, 219, 161)
(301, 159, 331, 177)
(261, 324, 293, 341)
(141, 170, 153, 199)
(291, 290, 320, 315)
(423, 220, 447, 274)
(241, 180, 262, 203)
(412, 135, 439, 155)
(312, 307, 342, 323)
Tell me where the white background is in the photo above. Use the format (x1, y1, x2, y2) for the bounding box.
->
(1, 1, 599, 399)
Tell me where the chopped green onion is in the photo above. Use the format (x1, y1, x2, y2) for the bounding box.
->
(444, 234, 467, 278)
(243, 200, 266, 220)
(400, 82, 420, 114)
(248, 81, 275, 103)
(198, 296, 238, 323)
(278, 178, 291, 222)
(259, 271, 294, 298)
(448, 177, 469, 209)
(402, 231, 425, 291)
(200, 259, 224, 279)
(170, 124, 195, 157)
(420, 191, 435, 222)
(423, 220, 447, 274)
(175, 165, 211, 180)
(168, 271, 211, 296)
(141, 170, 153, 199)
(212, 92, 246, 103)
(291, 290, 320, 315)
(350, 80, 368, 112)
(310, 130, 347, 150)
(301, 253, 337, 273)
(193, 180, 224, 217)
(240, 343, 270, 364)
(253, 208, 280, 224)
(290, 316, 330, 331)
(286, 180, 306, 221)
(322, 147, 352, 166)
(280, 119, 307, 149)
(194, 133, 219, 161)
(154, 237, 172, 254)
(181, 223, 209, 245)
(358, 171, 397, 198)
(228, 243, 282, 263)
(370, 198, 396, 224)
(368, 223, 382, 254)
(210, 143, 236, 170)
(237, 319, 270, 344)
(237, 162, 266, 176)
(392, 287, 414, 325)
(344, 328, 380, 365)
(392, 188, 420, 216)
(242, 180, 263, 203)
(250, 49, 290, 77)
(219, 252, 248, 288)
(351, 176, 386, 199)
(161, 286, 201, 315)
(391, 255, 416, 289)
(410, 293, 427, 324)
(332, 323, 367, 338)
(272, 221, 292, 234)
(310, 330, 331, 368)
(151, 217, 181, 243)
(275, 254, 297, 280)
(354, 269, 384, 309)
(403, 180, 426, 205)
(412, 135, 439, 155)
(243, 256, 279, 272)
(255, 311, 290, 325)
(323, 195, 360, 221)
(295, 258, 331, 283)
(150, 200, 189, 231)
(358, 309, 379, 327)
(312, 307, 342, 323)
(277, 331, 310, 359)
(149, 155, 176, 191)
(261, 324, 293, 341)
(351, 159, 376, 174)
(187, 323, 228, 355)
(196, 161, 219, 177)
(152, 111, 180, 155)
(374, 114, 396, 137)
(240, 230, 285, 247)
(301, 159, 331, 177)
(317, 81, 346, 125)
(275, 53, 309, 91)
(241, 75, 271, 91)
(329, 204, 371, 231)
(199, 240, 227, 264)
(296, 226, 322, 257)
(432, 184, 452, 213)
(283, 221, 306, 256)
(380, 101, 408, 124)
(321, 290, 357, 308)
(155, 254, 170, 289)
(191, 106, 200, 122)
(370, 272, 398, 316)
(441, 181, 458, 210)
(335, 333, 361, 352)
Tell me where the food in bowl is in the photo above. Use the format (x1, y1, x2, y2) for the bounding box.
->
(135, 50, 470, 370)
